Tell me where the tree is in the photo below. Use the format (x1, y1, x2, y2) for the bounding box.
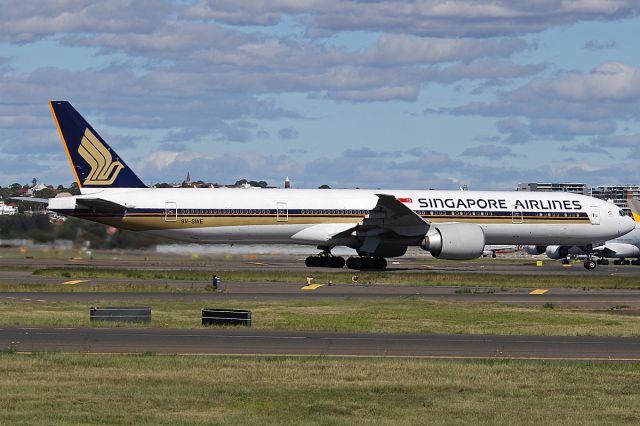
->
(318, 184, 331, 189)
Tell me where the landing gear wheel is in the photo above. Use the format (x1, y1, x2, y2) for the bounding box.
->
(597, 258, 609, 265)
(632, 259, 640, 266)
(561, 258, 571, 265)
(346, 256, 386, 270)
(305, 256, 320, 267)
(584, 259, 597, 270)
(330, 256, 345, 268)
(305, 249, 345, 268)
(346, 257, 361, 269)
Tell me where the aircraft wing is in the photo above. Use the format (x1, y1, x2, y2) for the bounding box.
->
(356, 194, 430, 237)
(289, 194, 429, 247)
(350, 194, 430, 254)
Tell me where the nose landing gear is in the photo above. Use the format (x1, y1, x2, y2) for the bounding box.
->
(583, 259, 597, 270)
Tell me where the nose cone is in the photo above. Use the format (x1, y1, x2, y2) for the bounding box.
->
(620, 214, 636, 236)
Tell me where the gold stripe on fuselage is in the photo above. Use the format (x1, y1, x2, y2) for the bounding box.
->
(69, 213, 591, 231)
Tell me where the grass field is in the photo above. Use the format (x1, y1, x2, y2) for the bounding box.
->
(28, 266, 640, 289)
(2, 298, 639, 336)
(1, 353, 639, 425)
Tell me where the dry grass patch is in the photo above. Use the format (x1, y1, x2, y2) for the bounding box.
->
(1, 354, 639, 425)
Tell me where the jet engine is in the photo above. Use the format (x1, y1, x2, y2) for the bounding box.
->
(420, 223, 485, 260)
(544, 245, 570, 260)
(524, 245, 546, 255)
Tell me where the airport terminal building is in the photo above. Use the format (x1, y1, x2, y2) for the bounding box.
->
(517, 183, 640, 208)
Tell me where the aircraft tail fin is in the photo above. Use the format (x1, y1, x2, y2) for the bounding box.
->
(628, 199, 640, 222)
(49, 101, 146, 189)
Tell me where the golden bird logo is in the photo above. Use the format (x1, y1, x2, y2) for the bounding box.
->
(78, 128, 124, 185)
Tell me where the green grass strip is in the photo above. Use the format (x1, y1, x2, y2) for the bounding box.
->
(2, 299, 639, 336)
(31, 266, 640, 289)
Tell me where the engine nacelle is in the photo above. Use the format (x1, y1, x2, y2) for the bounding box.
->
(545, 245, 570, 260)
(420, 223, 485, 260)
(524, 245, 546, 255)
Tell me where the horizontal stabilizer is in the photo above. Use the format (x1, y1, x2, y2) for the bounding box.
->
(76, 198, 128, 212)
(8, 197, 49, 205)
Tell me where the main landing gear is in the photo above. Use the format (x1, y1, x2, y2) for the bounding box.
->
(345, 256, 387, 270)
(305, 252, 345, 268)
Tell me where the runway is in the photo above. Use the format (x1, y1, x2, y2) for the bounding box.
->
(2, 254, 640, 276)
(2, 284, 640, 309)
(2, 327, 639, 361)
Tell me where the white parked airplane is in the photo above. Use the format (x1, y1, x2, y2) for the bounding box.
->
(525, 200, 640, 267)
(23, 101, 636, 270)
(482, 245, 519, 258)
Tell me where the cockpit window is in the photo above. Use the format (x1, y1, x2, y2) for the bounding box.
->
(619, 208, 632, 217)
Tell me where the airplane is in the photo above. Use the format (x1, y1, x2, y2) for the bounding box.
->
(17, 101, 636, 270)
(482, 245, 519, 258)
(525, 200, 640, 267)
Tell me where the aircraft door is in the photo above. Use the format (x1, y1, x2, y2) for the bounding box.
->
(511, 206, 523, 224)
(589, 206, 600, 225)
(165, 201, 177, 222)
(276, 202, 288, 222)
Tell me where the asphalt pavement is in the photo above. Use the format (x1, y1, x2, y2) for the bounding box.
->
(2, 327, 639, 361)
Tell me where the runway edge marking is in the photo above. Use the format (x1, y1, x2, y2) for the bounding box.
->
(529, 289, 549, 295)
(301, 284, 324, 291)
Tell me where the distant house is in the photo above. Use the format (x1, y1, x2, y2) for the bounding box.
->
(26, 183, 49, 196)
(0, 200, 18, 215)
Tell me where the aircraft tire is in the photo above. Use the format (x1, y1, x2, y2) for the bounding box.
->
(331, 256, 346, 268)
(346, 257, 362, 269)
(305, 256, 320, 267)
(584, 259, 597, 270)
(632, 259, 640, 266)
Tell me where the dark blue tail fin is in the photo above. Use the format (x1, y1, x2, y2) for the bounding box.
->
(49, 101, 146, 189)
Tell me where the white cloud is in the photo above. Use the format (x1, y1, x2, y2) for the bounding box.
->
(185, 0, 640, 37)
(0, 0, 172, 43)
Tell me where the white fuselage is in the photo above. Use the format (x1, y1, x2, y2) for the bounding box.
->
(48, 188, 635, 249)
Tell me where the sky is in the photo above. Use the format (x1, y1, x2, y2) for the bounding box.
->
(1, 0, 640, 190)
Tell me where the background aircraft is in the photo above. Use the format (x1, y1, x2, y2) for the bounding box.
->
(525, 200, 640, 267)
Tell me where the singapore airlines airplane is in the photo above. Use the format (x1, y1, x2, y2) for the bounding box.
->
(31, 101, 636, 270)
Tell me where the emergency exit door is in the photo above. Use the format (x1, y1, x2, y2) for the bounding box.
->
(165, 202, 177, 222)
(589, 206, 600, 225)
(276, 202, 288, 222)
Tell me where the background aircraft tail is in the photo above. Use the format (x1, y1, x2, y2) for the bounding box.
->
(628, 199, 640, 222)
(49, 101, 146, 189)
